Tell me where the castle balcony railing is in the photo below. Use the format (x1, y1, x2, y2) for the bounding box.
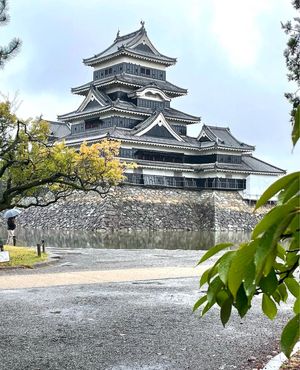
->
(124, 174, 246, 191)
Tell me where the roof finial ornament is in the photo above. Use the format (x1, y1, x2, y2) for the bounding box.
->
(116, 29, 120, 39)
(140, 20, 145, 29)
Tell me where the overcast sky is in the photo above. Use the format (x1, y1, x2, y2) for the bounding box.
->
(1, 0, 299, 172)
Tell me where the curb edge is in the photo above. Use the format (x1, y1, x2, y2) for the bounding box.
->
(262, 342, 300, 370)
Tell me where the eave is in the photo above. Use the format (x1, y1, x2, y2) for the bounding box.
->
(57, 105, 150, 122)
(200, 167, 284, 176)
(83, 48, 176, 67)
(71, 77, 187, 98)
(58, 104, 200, 124)
(197, 144, 254, 153)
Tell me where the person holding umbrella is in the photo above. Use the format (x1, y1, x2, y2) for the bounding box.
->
(3, 209, 22, 246)
(7, 217, 16, 245)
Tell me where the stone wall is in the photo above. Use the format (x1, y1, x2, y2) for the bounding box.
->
(16, 185, 271, 231)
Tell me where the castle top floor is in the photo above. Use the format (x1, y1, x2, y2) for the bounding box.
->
(82, 22, 177, 83)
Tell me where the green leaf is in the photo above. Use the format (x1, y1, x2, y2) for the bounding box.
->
(216, 290, 229, 307)
(243, 261, 256, 297)
(276, 244, 286, 261)
(255, 226, 277, 279)
(220, 298, 232, 327)
(278, 283, 288, 302)
(193, 295, 207, 312)
(260, 269, 278, 295)
(285, 278, 300, 298)
(274, 262, 287, 272)
(287, 213, 300, 234)
(292, 105, 300, 147)
(200, 268, 211, 287)
(263, 247, 278, 276)
(207, 265, 219, 284)
(281, 177, 300, 203)
(218, 251, 235, 285)
(262, 294, 277, 320)
(255, 172, 300, 209)
(228, 241, 257, 298)
(235, 284, 250, 318)
(293, 296, 300, 314)
(286, 250, 299, 266)
(253, 196, 299, 239)
(252, 205, 288, 238)
(272, 290, 282, 304)
(202, 300, 216, 316)
(207, 276, 223, 304)
(198, 243, 233, 264)
(280, 314, 300, 357)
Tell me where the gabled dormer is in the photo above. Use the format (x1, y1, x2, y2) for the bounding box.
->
(77, 87, 111, 113)
(128, 85, 171, 110)
(197, 125, 255, 151)
(133, 112, 184, 141)
(129, 86, 171, 101)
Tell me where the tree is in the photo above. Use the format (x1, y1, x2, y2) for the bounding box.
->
(194, 2, 300, 358)
(0, 0, 21, 68)
(282, 0, 300, 146)
(0, 2, 128, 210)
(0, 100, 128, 212)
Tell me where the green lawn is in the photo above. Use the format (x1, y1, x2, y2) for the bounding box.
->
(0, 245, 48, 268)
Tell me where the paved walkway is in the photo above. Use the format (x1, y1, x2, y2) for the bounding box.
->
(0, 265, 207, 290)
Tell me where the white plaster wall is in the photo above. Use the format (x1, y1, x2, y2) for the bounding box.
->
(142, 168, 174, 176)
(241, 174, 280, 200)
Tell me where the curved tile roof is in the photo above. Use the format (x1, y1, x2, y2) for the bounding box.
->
(71, 74, 187, 97)
(83, 25, 176, 66)
(199, 125, 254, 150)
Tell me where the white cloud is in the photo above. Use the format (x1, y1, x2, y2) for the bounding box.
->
(12, 93, 82, 122)
(210, 0, 271, 68)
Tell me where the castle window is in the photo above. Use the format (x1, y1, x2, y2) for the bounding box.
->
(140, 67, 151, 76)
(85, 120, 100, 130)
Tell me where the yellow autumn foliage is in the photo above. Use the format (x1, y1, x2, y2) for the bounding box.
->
(0, 101, 133, 211)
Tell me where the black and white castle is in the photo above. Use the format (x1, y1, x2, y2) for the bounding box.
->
(52, 23, 284, 199)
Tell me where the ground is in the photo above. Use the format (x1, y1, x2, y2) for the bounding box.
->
(0, 248, 294, 370)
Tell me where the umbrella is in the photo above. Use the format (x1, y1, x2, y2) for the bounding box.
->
(3, 209, 22, 219)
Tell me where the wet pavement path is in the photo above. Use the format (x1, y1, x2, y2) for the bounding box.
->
(0, 248, 291, 370)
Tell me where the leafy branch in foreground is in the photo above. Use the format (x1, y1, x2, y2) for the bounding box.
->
(195, 1, 300, 357)
(194, 170, 299, 357)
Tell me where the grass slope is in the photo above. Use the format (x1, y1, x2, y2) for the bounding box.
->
(0, 245, 47, 268)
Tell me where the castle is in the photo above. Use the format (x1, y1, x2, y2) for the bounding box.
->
(51, 23, 284, 198)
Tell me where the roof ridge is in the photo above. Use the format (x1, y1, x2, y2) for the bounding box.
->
(205, 124, 228, 130)
(91, 86, 112, 104)
(133, 111, 161, 132)
(114, 25, 144, 43)
(203, 125, 218, 139)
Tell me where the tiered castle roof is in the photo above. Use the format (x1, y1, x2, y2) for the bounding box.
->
(83, 22, 177, 67)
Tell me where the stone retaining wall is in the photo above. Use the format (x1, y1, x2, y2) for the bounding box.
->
(16, 185, 271, 231)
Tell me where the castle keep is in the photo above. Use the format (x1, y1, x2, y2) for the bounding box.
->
(36, 24, 286, 232)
